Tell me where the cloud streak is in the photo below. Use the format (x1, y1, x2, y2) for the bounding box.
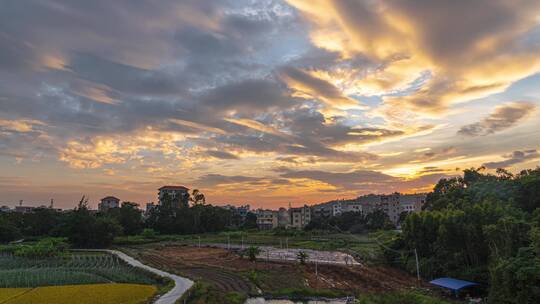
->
(458, 102, 535, 136)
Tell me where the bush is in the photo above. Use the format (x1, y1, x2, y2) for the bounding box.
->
(246, 246, 260, 262)
(141, 228, 157, 239)
(0, 222, 22, 243)
(14, 238, 68, 258)
(297, 250, 309, 265)
(357, 291, 450, 304)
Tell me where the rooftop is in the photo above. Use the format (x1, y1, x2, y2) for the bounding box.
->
(101, 196, 120, 201)
(159, 185, 189, 191)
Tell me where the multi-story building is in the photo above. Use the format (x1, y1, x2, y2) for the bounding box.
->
(310, 193, 426, 225)
(158, 186, 189, 207)
(278, 207, 290, 228)
(341, 201, 363, 214)
(256, 209, 278, 230)
(98, 196, 120, 212)
(290, 205, 311, 229)
(377, 193, 426, 224)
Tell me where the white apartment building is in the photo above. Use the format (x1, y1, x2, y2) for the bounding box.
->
(290, 205, 311, 229)
(256, 209, 278, 230)
(98, 196, 120, 212)
(158, 185, 189, 206)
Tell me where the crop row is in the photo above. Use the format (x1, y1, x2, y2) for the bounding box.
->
(0, 253, 162, 288)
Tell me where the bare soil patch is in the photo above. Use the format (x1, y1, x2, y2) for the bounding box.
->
(126, 244, 427, 295)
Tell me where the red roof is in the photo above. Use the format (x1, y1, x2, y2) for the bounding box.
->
(101, 196, 120, 201)
(159, 186, 189, 191)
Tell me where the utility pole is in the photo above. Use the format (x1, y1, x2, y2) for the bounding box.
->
(241, 235, 244, 250)
(198, 236, 201, 248)
(315, 259, 319, 289)
(227, 235, 230, 250)
(414, 248, 420, 280)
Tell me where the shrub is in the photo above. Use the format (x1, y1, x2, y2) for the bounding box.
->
(14, 238, 68, 258)
(141, 228, 157, 239)
(0, 222, 22, 243)
(246, 246, 260, 262)
(297, 250, 309, 265)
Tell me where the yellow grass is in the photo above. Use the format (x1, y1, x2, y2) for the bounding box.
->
(0, 283, 157, 304)
(0, 288, 31, 302)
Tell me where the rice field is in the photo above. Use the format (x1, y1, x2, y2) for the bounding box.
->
(0, 252, 163, 288)
(0, 283, 157, 304)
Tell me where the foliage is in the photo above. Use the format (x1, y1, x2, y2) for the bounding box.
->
(180, 281, 245, 304)
(13, 238, 68, 258)
(0, 220, 22, 243)
(269, 287, 347, 299)
(246, 245, 260, 262)
(65, 197, 122, 248)
(306, 209, 394, 233)
(145, 193, 233, 235)
(141, 228, 157, 238)
(387, 166, 540, 302)
(243, 212, 258, 229)
(0, 283, 157, 304)
(488, 247, 540, 303)
(356, 291, 451, 304)
(104, 202, 143, 235)
(297, 250, 309, 265)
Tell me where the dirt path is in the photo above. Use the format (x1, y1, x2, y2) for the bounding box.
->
(81, 249, 194, 304)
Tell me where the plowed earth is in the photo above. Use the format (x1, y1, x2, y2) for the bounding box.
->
(126, 245, 427, 295)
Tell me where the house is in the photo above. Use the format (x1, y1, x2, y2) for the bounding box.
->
(158, 186, 189, 207)
(290, 205, 311, 229)
(14, 206, 35, 213)
(256, 209, 278, 230)
(0, 205, 12, 213)
(99, 196, 120, 212)
(277, 207, 290, 228)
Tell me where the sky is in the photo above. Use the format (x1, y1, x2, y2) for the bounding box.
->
(1, 0, 540, 210)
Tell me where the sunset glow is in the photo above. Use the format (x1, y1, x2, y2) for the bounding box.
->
(1, 0, 539, 209)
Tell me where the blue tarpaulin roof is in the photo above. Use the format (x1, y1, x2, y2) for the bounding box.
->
(430, 277, 478, 291)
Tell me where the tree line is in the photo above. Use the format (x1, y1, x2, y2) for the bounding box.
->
(0, 190, 256, 248)
(386, 167, 540, 303)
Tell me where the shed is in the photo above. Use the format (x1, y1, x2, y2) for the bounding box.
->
(430, 277, 478, 296)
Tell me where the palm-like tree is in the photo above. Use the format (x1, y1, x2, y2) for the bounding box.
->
(297, 250, 309, 265)
(190, 189, 206, 205)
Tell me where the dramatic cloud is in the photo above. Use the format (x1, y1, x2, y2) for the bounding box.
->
(0, 1, 539, 208)
(287, 0, 540, 116)
(483, 150, 540, 168)
(458, 102, 535, 136)
(279, 168, 398, 190)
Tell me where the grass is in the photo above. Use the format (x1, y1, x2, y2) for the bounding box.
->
(178, 281, 247, 304)
(356, 291, 452, 304)
(115, 230, 396, 262)
(269, 287, 348, 300)
(0, 252, 165, 288)
(0, 283, 156, 304)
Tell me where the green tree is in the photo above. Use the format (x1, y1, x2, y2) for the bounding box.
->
(106, 201, 143, 235)
(0, 220, 21, 243)
(247, 246, 260, 262)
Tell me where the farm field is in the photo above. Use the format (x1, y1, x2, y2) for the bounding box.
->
(121, 244, 431, 304)
(0, 252, 165, 288)
(0, 283, 156, 304)
(115, 230, 397, 263)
